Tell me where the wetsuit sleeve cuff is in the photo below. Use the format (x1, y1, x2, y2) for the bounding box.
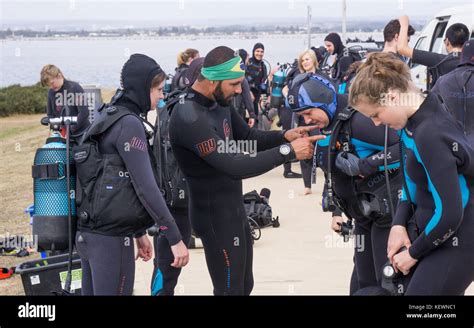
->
(411, 49, 422, 65)
(283, 143, 297, 162)
(133, 230, 147, 238)
(332, 207, 343, 217)
(281, 130, 289, 142)
(408, 237, 431, 260)
(392, 218, 407, 227)
(161, 223, 182, 246)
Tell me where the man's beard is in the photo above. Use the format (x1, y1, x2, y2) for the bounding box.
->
(213, 81, 232, 106)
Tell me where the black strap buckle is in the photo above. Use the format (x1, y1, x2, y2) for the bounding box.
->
(32, 162, 76, 180)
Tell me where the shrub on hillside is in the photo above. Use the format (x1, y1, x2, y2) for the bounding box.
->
(0, 83, 48, 117)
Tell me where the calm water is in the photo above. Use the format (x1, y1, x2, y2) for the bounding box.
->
(0, 32, 382, 88)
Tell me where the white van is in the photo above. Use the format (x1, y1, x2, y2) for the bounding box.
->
(410, 5, 474, 90)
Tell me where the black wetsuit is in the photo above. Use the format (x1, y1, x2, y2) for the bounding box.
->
(394, 92, 474, 295)
(246, 57, 268, 118)
(314, 94, 401, 293)
(231, 79, 257, 123)
(431, 64, 474, 144)
(75, 54, 182, 295)
(169, 89, 293, 295)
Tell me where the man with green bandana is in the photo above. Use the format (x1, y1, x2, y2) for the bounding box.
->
(169, 46, 324, 295)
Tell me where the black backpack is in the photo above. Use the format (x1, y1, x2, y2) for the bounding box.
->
(170, 66, 189, 92)
(427, 52, 460, 90)
(153, 93, 189, 210)
(346, 47, 364, 63)
(243, 190, 279, 228)
(332, 48, 363, 82)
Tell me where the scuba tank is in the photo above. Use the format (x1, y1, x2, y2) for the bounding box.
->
(33, 115, 78, 295)
(32, 118, 76, 252)
(270, 63, 288, 108)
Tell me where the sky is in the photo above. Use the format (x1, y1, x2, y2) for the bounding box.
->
(1, 0, 473, 28)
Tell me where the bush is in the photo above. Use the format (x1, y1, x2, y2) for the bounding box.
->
(0, 83, 48, 117)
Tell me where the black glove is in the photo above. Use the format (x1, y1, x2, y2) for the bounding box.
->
(335, 152, 361, 176)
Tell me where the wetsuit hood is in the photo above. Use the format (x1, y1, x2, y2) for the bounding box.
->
(252, 43, 265, 63)
(325, 33, 344, 56)
(117, 54, 164, 115)
(286, 72, 338, 122)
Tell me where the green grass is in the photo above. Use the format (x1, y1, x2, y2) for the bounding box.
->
(0, 114, 45, 295)
(0, 125, 41, 141)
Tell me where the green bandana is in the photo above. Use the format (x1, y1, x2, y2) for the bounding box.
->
(200, 56, 245, 81)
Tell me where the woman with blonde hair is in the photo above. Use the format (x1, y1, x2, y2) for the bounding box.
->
(171, 48, 200, 91)
(298, 49, 319, 74)
(282, 49, 323, 193)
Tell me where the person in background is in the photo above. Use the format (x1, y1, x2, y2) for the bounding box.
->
(324, 32, 362, 85)
(292, 50, 321, 193)
(338, 18, 415, 95)
(382, 19, 415, 61)
(171, 48, 200, 92)
(231, 49, 256, 128)
(431, 40, 474, 144)
(40, 64, 90, 138)
(397, 15, 469, 89)
(246, 43, 268, 121)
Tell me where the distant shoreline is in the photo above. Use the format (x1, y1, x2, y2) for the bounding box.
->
(0, 31, 383, 43)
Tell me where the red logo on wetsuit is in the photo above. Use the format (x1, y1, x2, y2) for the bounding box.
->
(196, 138, 217, 157)
(129, 136, 147, 152)
(223, 119, 231, 138)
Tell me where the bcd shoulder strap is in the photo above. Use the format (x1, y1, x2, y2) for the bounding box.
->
(329, 106, 356, 155)
(82, 105, 137, 141)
